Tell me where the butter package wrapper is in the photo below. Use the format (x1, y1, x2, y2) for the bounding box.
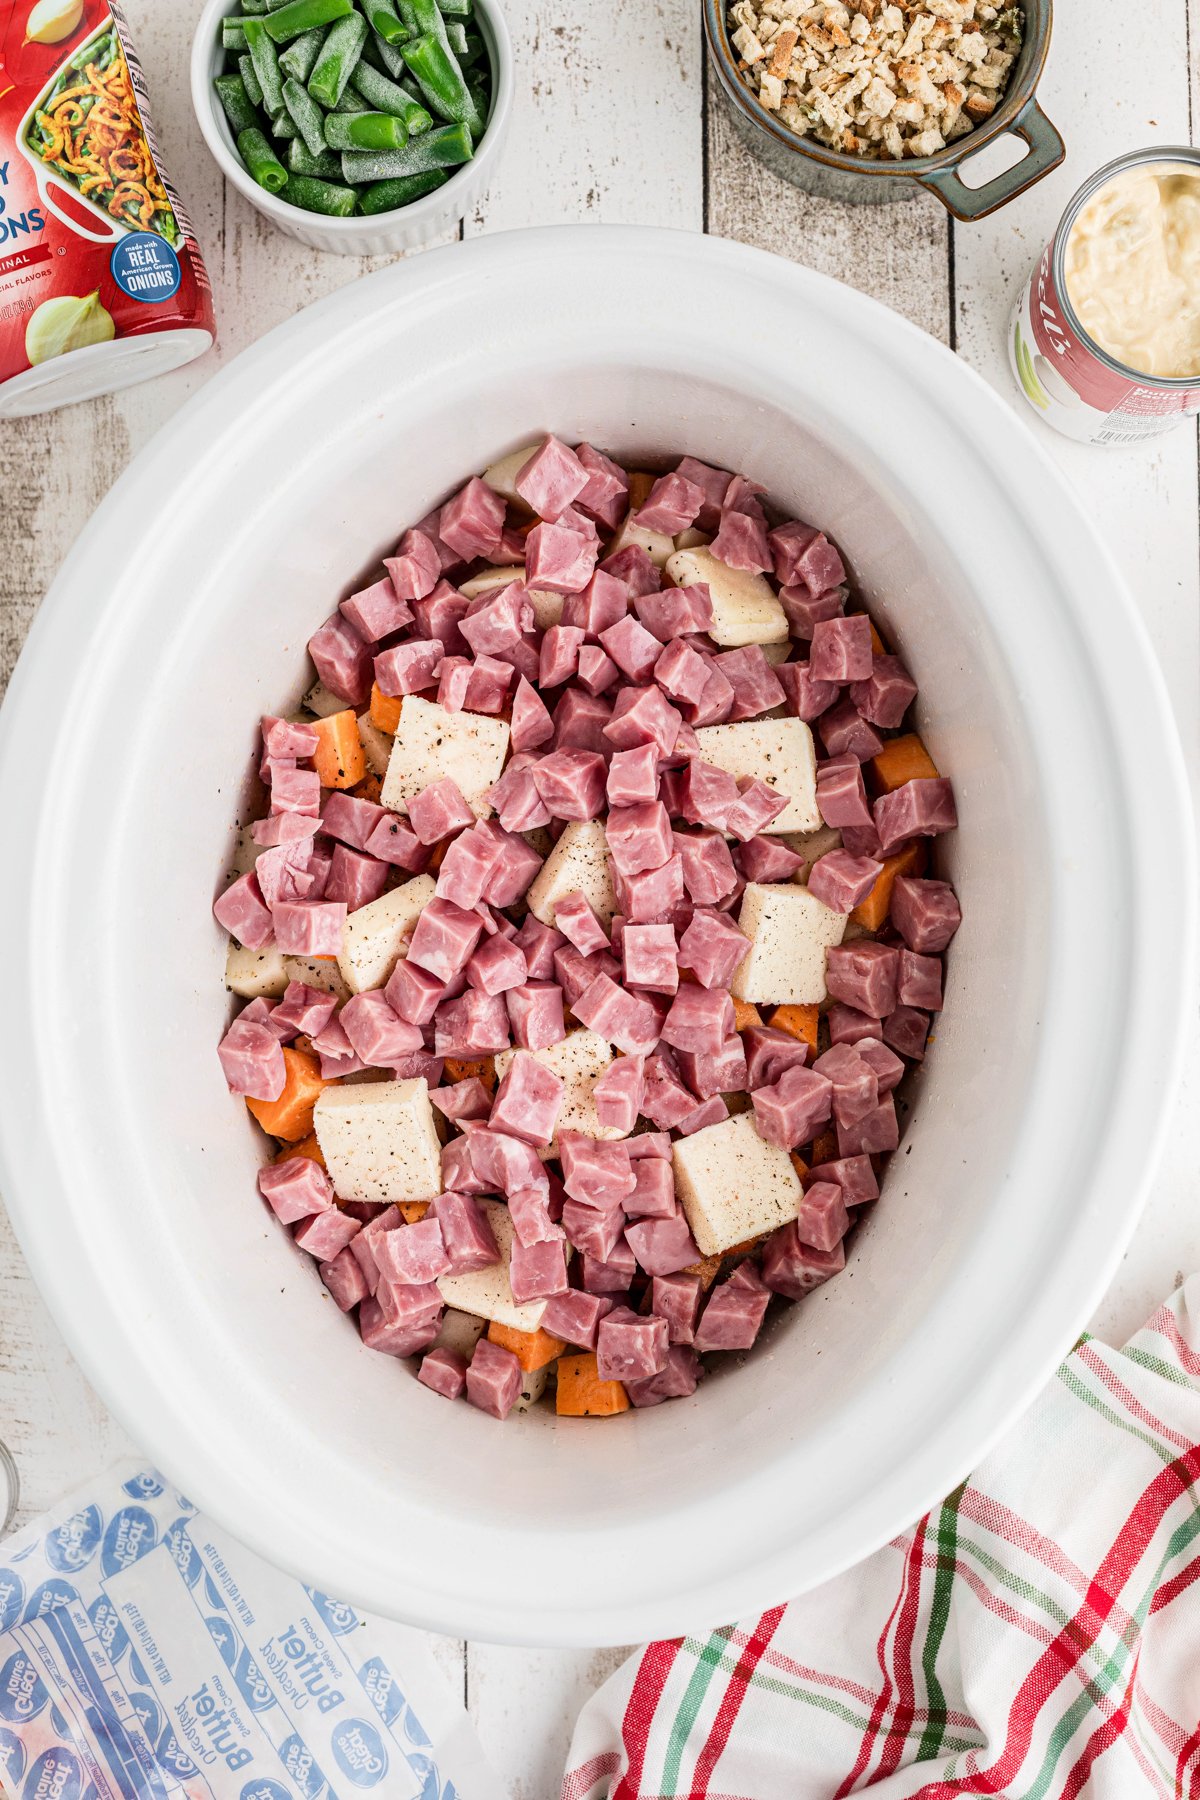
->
(0, 0, 215, 416)
(0, 1465, 494, 1800)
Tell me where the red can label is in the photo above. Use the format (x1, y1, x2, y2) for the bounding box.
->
(0, 0, 214, 413)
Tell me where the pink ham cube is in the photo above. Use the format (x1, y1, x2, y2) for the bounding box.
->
(559, 1132, 635, 1205)
(625, 1212, 699, 1277)
(769, 521, 846, 593)
(434, 990, 511, 1057)
(525, 520, 599, 594)
(574, 443, 630, 531)
(309, 611, 371, 706)
(751, 1064, 833, 1150)
(340, 990, 423, 1066)
(655, 637, 711, 710)
(624, 1156, 676, 1220)
(626, 1345, 702, 1407)
(429, 1078, 492, 1122)
(214, 872, 275, 950)
(693, 1263, 770, 1352)
(408, 777, 474, 845)
(827, 1005, 882, 1046)
(374, 637, 444, 697)
(374, 1217, 450, 1285)
(635, 582, 714, 643)
(439, 477, 506, 561)
(385, 957, 445, 1026)
(737, 836, 804, 884)
(431, 1191, 500, 1272)
(612, 855, 684, 923)
(635, 470, 704, 534)
(593, 1054, 646, 1133)
(596, 1307, 669, 1382)
(810, 614, 873, 683)
(599, 613, 662, 684)
(489, 1050, 565, 1146)
(325, 845, 389, 912)
(676, 1095, 729, 1136)
(271, 900, 346, 957)
(606, 801, 673, 877)
(724, 777, 788, 842)
(262, 715, 319, 760)
(678, 760, 740, 832)
(606, 743, 660, 808)
(677, 909, 748, 989)
(460, 582, 533, 658)
(709, 509, 772, 573)
(465, 933, 527, 996)
(743, 1025, 810, 1090)
(512, 917, 565, 981)
(506, 982, 566, 1052)
(812, 1042, 879, 1125)
(873, 777, 958, 856)
(554, 890, 610, 957)
(818, 698, 884, 763)
(532, 751, 607, 821)
(622, 922, 678, 994)
(836, 1095, 900, 1157)
(258, 1155, 334, 1224)
(675, 1035, 748, 1101)
(418, 1346, 468, 1400)
(514, 436, 589, 521)
(602, 686, 682, 757)
(660, 985, 734, 1056)
(762, 1224, 846, 1300)
(675, 832, 738, 905)
(509, 1237, 569, 1305)
(321, 1246, 370, 1312)
(552, 688, 614, 755)
(777, 659, 840, 723)
(408, 897, 484, 980)
(539, 624, 586, 689)
(896, 949, 944, 1012)
(806, 1156, 879, 1206)
(321, 791, 386, 850)
(272, 981, 338, 1040)
(270, 765, 321, 817)
(363, 814, 430, 872)
(540, 1288, 613, 1350)
(717, 646, 786, 722)
(465, 1337, 523, 1419)
(360, 1295, 441, 1359)
(385, 528, 442, 602)
(884, 1006, 930, 1061)
(856, 1037, 905, 1094)
(562, 1199, 625, 1261)
(468, 1128, 548, 1198)
(641, 1052, 699, 1130)
(651, 1272, 702, 1345)
(807, 849, 883, 913)
(341, 576, 412, 644)
(825, 942, 899, 1018)
(602, 543, 661, 601)
(794, 1181, 851, 1254)
(890, 877, 962, 954)
(295, 1209, 362, 1261)
(508, 1183, 562, 1247)
(572, 975, 661, 1056)
(219, 1012, 285, 1099)
(581, 1240, 637, 1295)
(511, 676, 555, 753)
(850, 655, 918, 729)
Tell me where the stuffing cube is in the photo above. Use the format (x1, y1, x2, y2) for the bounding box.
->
(693, 719, 819, 832)
(666, 546, 788, 647)
(672, 1111, 802, 1256)
(437, 1198, 552, 1332)
(494, 1028, 619, 1156)
(337, 873, 436, 995)
(381, 694, 511, 820)
(225, 941, 288, 1000)
(526, 818, 617, 928)
(313, 1078, 442, 1203)
(732, 882, 847, 1005)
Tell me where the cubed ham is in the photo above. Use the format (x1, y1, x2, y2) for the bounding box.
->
(588, 1053, 643, 1134)
(325, 845, 389, 912)
(627, 1132, 672, 1160)
(269, 765, 321, 818)
(693, 1263, 771, 1352)
(414, 582, 471, 654)
(679, 760, 740, 832)
(769, 521, 846, 592)
(360, 1294, 441, 1358)
(251, 812, 320, 849)
(470, 1129, 549, 1198)
(640, 1050, 698, 1130)
(575, 443, 630, 532)
(603, 686, 682, 757)
(661, 985, 734, 1056)
(780, 583, 847, 640)
(606, 801, 673, 877)
(375, 1216, 450, 1285)
(501, 680, 552, 757)
(214, 871, 275, 950)
(597, 1307, 669, 1382)
(466, 933, 528, 996)
(840, 823, 883, 859)
(437, 656, 472, 712)
(625, 1211, 699, 1277)
(407, 777, 474, 846)
(636, 471, 704, 534)
(675, 1035, 748, 1100)
(465, 1337, 523, 1418)
(635, 582, 714, 643)
(321, 791, 385, 851)
(562, 1199, 625, 1260)
(612, 855, 685, 923)
(896, 949, 944, 1012)
(624, 1156, 676, 1220)
(709, 508, 772, 573)
(309, 611, 372, 706)
(256, 842, 315, 910)
(818, 698, 884, 763)
(743, 1024, 810, 1089)
(434, 990, 511, 1057)
(515, 436, 589, 521)
(751, 1064, 833, 1149)
(621, 922, 679, 993)
(554, 889, 611, 957)
(490, 1050, 565, 1145)
(440, 1137, 486, 1195)
(541, 1288, 613, 1349)
(856, 1037, 905, 1094)
(718, 647, 786, 721)
(554, 945, 619, 1008)
(675, 831, 739, 905)
(418, 1346, 468, 1400)
(431, 1191, 500, 1271)
(466, 655, 517, 716)
(837, 1095, 900, 1157)
(812, 1042, 878, 1125)
(440, 478, 506, 561)
(806, 1155, 879, 1205)
(602, 542, 662, 599)
(604, 743, 658, 808)
(677, 909, 748, 989)
(825, 942, 899, 1017)
(341, 576, 413, 644)
(363, 814, 430, 872)
(341, 990, 423, 1066)
(509, 1237, 569, 1305)
(573, 974, 661, 1055)
(884, 1005, 930, 1060)
(295, 1209, 362, 1261)
(737, 836, 803, 884)
(600, 613, 662, 683)
(258, 1154, 334, 1223)
(374, 637, 444, 697)
(272, 900, 346, 957)
(436, 827, 500, 909)
(525, 520, 599, 593)
(512, 916, 566, 981)
(777, 660, 840, 723)
(850, 655, 918, 729)
(272, 981, 338, 1040)
(532, 750, 608, 821)
(807, 849, 883, 912)
(626, 1344, 702, 1407)
(311, 1013, 368, 1079)
(651, 1272, 702, 1344)
(873, 778, 958, 855)
(559, 1131, 635, 1204)
(575, 646, 619, 697)
(539, 624, 585, 689)
(552, 689, 614, 757)
(809, 615, 873, 685)
(408, 897, 484, 980)
(385, 529, 442, 603)
(508, 1183, 563, 1247)
(671, 455, 731, 528)
(562, 569, 627, 640)
(321, 1245, 371, 1311)
(890, 877, 962, 953)
(384, 957, 445, 1026)
(815, 760, 872, 830)
(429, 1078, 492, 1122)
(655, 637, 711, 710)
(506, 983, 567, 1053)
(263, 715, 319, 760)
(761, 1225, 845, 1299)
(793, 1180, 850, 1253)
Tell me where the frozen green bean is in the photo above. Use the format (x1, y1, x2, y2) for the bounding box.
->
(237, 125, 288, 192)
(271, 113, 299, 138)
(239, 0, 268, 12)
(238, 50, 265, 108)
(214, 70, 260, 135)
(282, 173, 359, 215)
(361, 0, 408, 42)
(287, 136, 342, 178)
(279, 25, 327, 81)
(436, 0, 472, 14)
(359, 166, 447, 211)
(350, 58, 432, 131)
(282, 74, 329, 156)
(339, 117, 471, 181)
(459, 28, 483, 65)
(222, 20, 248, 50)
(307, 11, 369, 106)
(242, 19, 285, 115)
(445, 20, 467, 54)
(263, 0, 352, 43)
(400, 31, 481, 132)
(324, 108, 408, 149)
(363, 30, 408, 77)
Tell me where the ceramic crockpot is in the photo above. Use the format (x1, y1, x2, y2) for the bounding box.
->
(0, 226, 1191, 1646)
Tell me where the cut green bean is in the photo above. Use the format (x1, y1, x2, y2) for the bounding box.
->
(361, 0, 408, 42)
(445, 20, 467, 54)
(350, 58, 433, 131)
(436, 0, 472, 14)
(339, 117, 471, 181)
(282, 172, 359, 216)
(287, 136, 342, 178)
(214, 71, 260, 135)
(307, 11, 368, 106)
(271, 113, 299, 137)
(282, 74, 329, 156)
(263, 0, 352, 42)
(242, 19, 285, 115)
(237, 125, 288, 193)
(459, 29, 483, 65)
(363, 29, 407, 77)
(397, 0, 447, 40)
(324, 107, 408, 149)
(334, 85, 368, 110)
(238, 50, 265, 108)
(400, 31, 481, 131)
(239, 0, 268, 12)
(222, 19, 248, 49)
(279, 25, 327, 80)
(359, 166, 447, 211)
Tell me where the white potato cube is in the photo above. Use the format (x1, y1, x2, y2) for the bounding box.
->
(381, 694, 510, 821)
(304, 679, 347, 719)
(494, 1030, 619, 1155)
(482, 443, 542, 508)
(337, 873, 436, 995)
(225, 941, 288, 1000)
(780, 824, 843, 872)
(526, 819, 616, 928)
(459, 565, 563, 631)
(282, 955, 352, 1003)
(437, 1199, 549, 1332)
(357, 712, 392, 777)
(607, 508, 675, 568)
(512, 1365, 550, 1412)
(433, 1308, 487, 1358)
(693, 718, 819, 832)
(666, 546, 788, 647)
(732, 882, 847, 1005)
(674, 527, 710, 551)
(673, 1111, 802, 1256)
(761, 640, 791, 666)
(314, 1078, 442, 1204)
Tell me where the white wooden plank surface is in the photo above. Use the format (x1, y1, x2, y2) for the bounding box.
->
(1, 0, 1198, 1794)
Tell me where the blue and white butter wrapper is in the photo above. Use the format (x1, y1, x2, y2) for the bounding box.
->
(0, 1465, 496, 1800)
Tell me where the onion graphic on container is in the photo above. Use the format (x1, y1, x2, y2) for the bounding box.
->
(24, 290, 114, 366)
(24, 0, 84, 45)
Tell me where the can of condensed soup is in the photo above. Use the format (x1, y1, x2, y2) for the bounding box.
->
(1010, 146, 1200, 445)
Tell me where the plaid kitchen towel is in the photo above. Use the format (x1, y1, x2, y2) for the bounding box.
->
(562, 1278, 1200, 1799)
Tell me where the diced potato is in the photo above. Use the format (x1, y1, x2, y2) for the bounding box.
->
(512, 1364, 550, 1413)
(482, 443, 541, 507)
(526, 819, 616, 928)
(693, 718, 819, 832)
(459, 565, 563, 631)
(761, 640, 791, 665)
(304, 679, 348, 719)
(225, 941, 288, 1000)
(674, 527, 710, 551)
(357, 713, 392, 778)
(434, 1308, 487, 1358)
(282, 955, 353, 1003)
(732, 882, 847, 1005)
(380, 694, 510, 821)
(437, 1199, 549, 1332)
(494, 1029, 619, 1155)
(337, 873, 436, 995)
(673, 1111, 802, 1256)
(607, 509, 675, 568)
(666, 547, 788, 647)
(228, 824, 264, 879)
(780, 824, 843, 872)
(314, 1077, 441, 1203)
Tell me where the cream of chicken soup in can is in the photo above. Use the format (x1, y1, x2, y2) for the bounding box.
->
(1010, 147, 1200, 444)
(0, 0, 214, 417)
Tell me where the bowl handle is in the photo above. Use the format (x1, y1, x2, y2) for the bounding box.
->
(916, 98, 1064, 221)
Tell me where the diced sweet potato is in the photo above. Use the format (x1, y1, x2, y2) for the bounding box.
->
(789, 1151, 809, 1182)
(312, 710, 366, 789)
(398, 1200, 430, 1223)
(770, 1003, 819, 1056)
(247, 1047, 327, 1142)
(868, 620, 887, 656)
(683, 1252, 723, 1290)
(810, 1127, 838, 1165)
(444, 1055, 498, 1094)
(370, 684, 403, 734)
(351, 772, 384, 805)
(277, 1133, 326, 1169)
(850, 840, 927, 932)
(555, 1352, 630, 1416)
(732, 999, 763, 1031)
(869, 733, 939, 794)
(626, 471, 657, 511)
(489, 1322, 567, 1371)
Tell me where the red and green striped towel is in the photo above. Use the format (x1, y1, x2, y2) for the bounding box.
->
(563, 1280, 1200, 1799)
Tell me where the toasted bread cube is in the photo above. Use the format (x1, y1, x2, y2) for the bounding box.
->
(607, 508, 676, 569)
(482, 443, 543, 507)
(282, 955, 353, 1003)
(337, 873, 436, 995)
(494, 1029, 619, 1155)
(732, 882, 847, 1004)
(225, 941, 288, 1000)
(673, 1111, 802, 1256)
(694, 718, 819, 832)
(666, 546, 788, 647)
(381, 694, 510, 820)
(458, 565, 563, 631)
(526, 819, 617, 928)
(314, 1077, 442, 1203)
(437, 1199, 550, 1332)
